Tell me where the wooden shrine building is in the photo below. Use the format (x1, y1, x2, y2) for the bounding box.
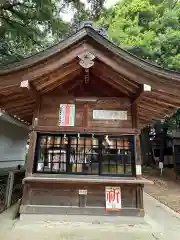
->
(1, 24, 180, 219)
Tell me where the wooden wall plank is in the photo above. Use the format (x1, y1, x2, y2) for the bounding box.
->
(37, 95, 132, 132)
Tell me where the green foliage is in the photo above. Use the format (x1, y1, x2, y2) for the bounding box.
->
(0, 0, 105, 65)
(98, 0, 180, 71)
(97, 0, 180, 130)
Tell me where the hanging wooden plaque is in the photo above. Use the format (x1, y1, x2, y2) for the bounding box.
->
(93, 110, 127, 120)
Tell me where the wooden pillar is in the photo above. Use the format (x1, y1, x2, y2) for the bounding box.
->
(83, 103, 89, 128)
(26, 98, 40, 176)
(135, 135, 142, 178)
(136, 184, 144, 216)
(132, 103, 142, 178)
(26, 131, 37, 176)
(21, 182, 31, 205)
(131, 103, 138, 129)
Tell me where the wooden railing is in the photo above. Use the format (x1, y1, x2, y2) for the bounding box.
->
(0, 168, 25, 213)
(0, 174, 8, 213)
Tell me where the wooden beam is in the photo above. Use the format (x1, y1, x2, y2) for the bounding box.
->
(10, 103, 35, 112)
(32, 126, 140, 135)
(65, 80, 83, 95)
(41, 69, 81, 94)
(142, 97, 174, 111)
(139, 103, 167, 115)
(139, 116, 154, 125)
(93, 67, 136, 94)
(0, 85, 17, 95)
(36, 62, 80, 91)
(132, 84, 151, 105)
(139, 110, 163, 119)
(138, 108, 164, 120)
(86, 43, 180, 95)
(4, 98, 34, 109)
(0, 42, 86, 88)
(10, 105, 34, 115)
(20, 80, 39, 99)
(142, 96, 179, 111)
(95, 61, 139, 89)
(32, 97, 41, 129)
(84, 104, 89, 127)
(18, 109, 34, 117)
(131, 103, 139, 128)
(0, 93, 26, 104)
(96, 73, 131, 96)
(138, 108, 160, 120)
(151, 90, 180, 107)
(139, 117, 151, 124)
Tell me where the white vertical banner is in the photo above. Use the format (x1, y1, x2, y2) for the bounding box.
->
(59, 104, 75, 127)
(105, 187, 121, 212)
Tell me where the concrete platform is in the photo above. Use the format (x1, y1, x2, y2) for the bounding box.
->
(20, 213, 146, 225)
(1, 193, 180, 239)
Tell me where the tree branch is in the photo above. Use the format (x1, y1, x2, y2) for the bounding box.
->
(1, 15, 43, 47)
(172, 0, 179, 9)
(0, 1, 23, 10)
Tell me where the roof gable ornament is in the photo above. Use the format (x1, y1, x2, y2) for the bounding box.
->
(80, 21, 95, 29)
(78, 52, 95, 84)
(78, 52, 95, 68)
(80, 21, 108, 38)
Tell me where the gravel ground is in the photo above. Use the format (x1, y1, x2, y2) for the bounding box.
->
(144, 168, 180, 213)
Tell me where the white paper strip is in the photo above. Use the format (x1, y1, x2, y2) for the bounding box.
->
(136, 165, 142, 175)
(59, 104, 75, 127)
(105, 187, 121, 211)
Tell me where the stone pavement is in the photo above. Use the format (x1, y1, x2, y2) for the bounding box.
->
(0, 193, 180, 240)
(144, 168, 180, 213)
(144, 193, 180, 239)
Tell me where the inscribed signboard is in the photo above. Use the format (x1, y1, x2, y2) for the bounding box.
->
(93, 110, 127, 120)
(59, 104, 75, 127)
(105, 187, 121, 211)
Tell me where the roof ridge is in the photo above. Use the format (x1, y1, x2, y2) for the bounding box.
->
(1, 25, 180, 78)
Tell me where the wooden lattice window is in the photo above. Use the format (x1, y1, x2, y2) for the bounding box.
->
(34, 134, 135, 177)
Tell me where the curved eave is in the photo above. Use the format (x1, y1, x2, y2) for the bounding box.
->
(138, 92, 179, 128)
(0, 26, 180, 128)
(0, 28, 88, 75)
(0, 111, 29, 128)
(1, 26, 180, 82)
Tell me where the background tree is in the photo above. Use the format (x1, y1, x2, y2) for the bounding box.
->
(98, 0, 180, 71)
(97, 0, 180, 164)
(0, 0, 105, 65)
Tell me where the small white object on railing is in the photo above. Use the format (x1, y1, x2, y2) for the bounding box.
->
(159, 162, 164, 176)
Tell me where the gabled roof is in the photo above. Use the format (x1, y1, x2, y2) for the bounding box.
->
(0, 25, 180, 127)
(1, 26, 180, 79)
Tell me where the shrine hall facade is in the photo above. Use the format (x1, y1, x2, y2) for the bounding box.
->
(1, 24, 180, 219)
